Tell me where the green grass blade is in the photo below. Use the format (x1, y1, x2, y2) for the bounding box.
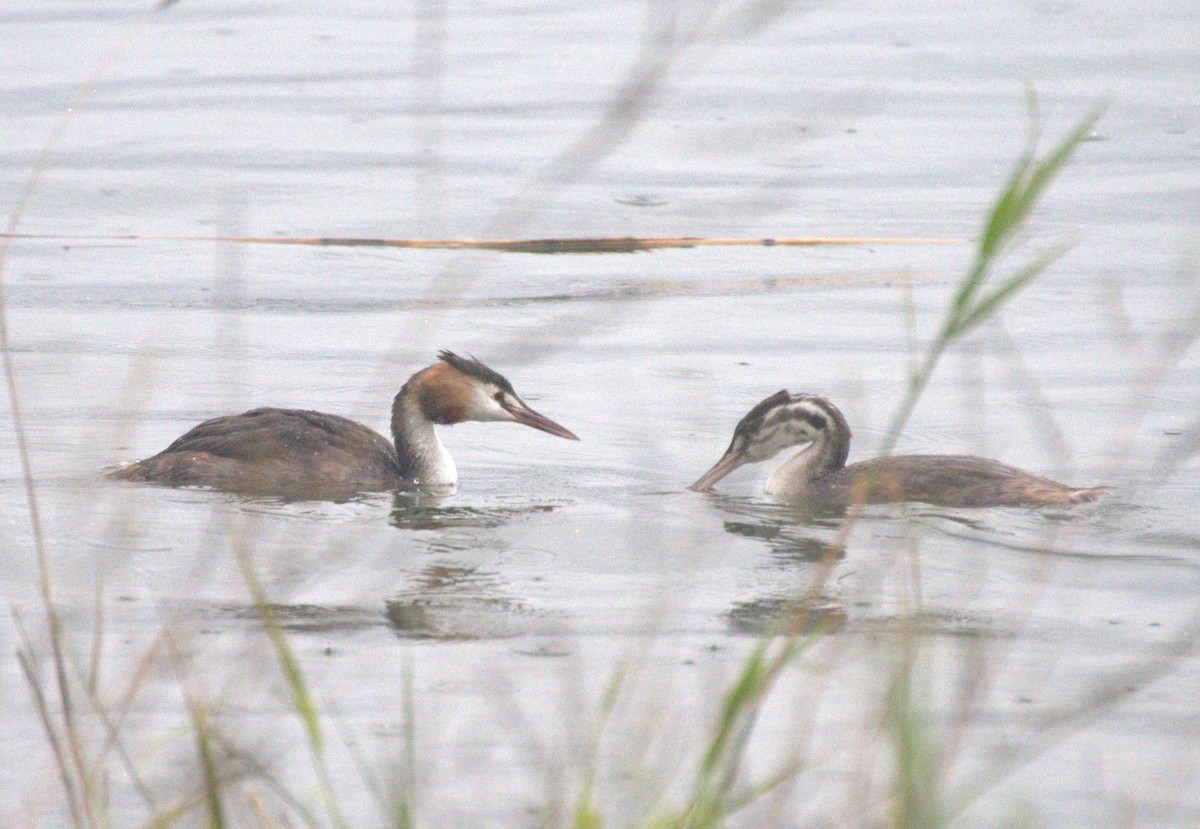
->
(949, 242, 1074, 339)
(188, 703, 226, 829)
(916, 103, 1104, 403)
(234, 552, 323, 751)
(944, 257, 990, 341)
(887, 655, 943, 829)
(977, 154, 1034, 263)
(669, 635, 814, 829)
(572, 797, 603, 829)
(14, 624, 84, 828)
(975, 103, 1102, 280)
(698, 641, 769, 778)
(233, 543, 350, 829)
(1009, 105, 1105, 232)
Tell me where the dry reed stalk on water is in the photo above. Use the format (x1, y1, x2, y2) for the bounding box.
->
(0, 232, 961, 253)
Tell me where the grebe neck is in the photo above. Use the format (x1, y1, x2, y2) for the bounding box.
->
(765, 423, 850, 500)
(391, 386, 456, 487)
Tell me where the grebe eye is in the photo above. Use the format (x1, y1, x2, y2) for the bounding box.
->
(493, 391, 504, 403)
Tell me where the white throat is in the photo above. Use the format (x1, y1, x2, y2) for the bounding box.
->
(394, 396, 457, 487)
(764, 441, 819, 500)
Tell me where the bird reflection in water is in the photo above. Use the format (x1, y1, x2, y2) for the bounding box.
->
(384, 564, 562, 641)
(384, 487, 570, 640)
(725, 595, 848, 638)
(694, 492, 848, 637)
(700, 491, 848, 565)
(388, 490, 562, 532)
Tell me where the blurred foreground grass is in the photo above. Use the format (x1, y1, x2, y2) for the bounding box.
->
(10, 102, 1186, 829)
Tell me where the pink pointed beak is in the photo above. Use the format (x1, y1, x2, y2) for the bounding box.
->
(502, 400, 580, 441)
(689, 448, 746, 492)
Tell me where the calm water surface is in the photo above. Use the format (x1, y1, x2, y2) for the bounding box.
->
(2, 1, 1198, 826)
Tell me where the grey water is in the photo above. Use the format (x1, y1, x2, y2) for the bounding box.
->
(2, 0, 1198, 826)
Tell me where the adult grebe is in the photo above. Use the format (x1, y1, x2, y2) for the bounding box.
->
(689, 391, 1107, 508)
(109, 351, 579, 496)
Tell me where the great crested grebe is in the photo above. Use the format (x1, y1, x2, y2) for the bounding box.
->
(689, 391, 1108, 508)
(109, 351, 579, 495)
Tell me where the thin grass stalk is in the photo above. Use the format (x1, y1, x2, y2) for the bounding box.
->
(233, 541, 350, 829)
(663, 103, 1106, 829)
(0, 4, 182, 827)
(865, 103, 1106, 828)
(55, 597, 97, 826)
(326, 704, 389, 823)
(664, 633, 814, 829)
(189, 703, 227, 829)
(143, 793, 210, 829)
(203, 728, 326, 829)
(162, 625, 229, 829)
(886, 644, 943, 829)
(720, 756, 808, 818)
(15, 614, 84, 828)
(395, 658, 418, 829)
(648, 499, 854, 827)
(943, 607, 1200, 822)
(247, 790, 283, 829)
(83, 631, 166, 814)
(335, 658, 419, 829)
(87, 581, 104, 697)
(3, 287, 95, 826)
(878, 104, 1105, 460)
(566, 607, 690, 829)
(567, 656, 637, 829)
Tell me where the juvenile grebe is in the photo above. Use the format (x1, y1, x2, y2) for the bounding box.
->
(109, 351, 579, 495)
(689, 391, 1107, 508)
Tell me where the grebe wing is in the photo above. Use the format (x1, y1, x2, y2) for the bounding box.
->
(160, 408, 396, 463)
(833, 455, 1082, 507)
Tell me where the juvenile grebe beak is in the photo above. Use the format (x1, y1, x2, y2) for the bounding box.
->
(689, 447, 746, 492)
(501, 398, 580, 441)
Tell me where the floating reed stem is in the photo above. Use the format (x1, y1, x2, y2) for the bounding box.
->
(1, 233, 960, 254)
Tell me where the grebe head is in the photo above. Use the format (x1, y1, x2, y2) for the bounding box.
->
(689, 391, 848, 491)
(414, 351, 580, 440)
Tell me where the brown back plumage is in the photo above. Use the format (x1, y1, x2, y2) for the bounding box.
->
(818, 455, 1109, 508)
(108, 407, 400, 494)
